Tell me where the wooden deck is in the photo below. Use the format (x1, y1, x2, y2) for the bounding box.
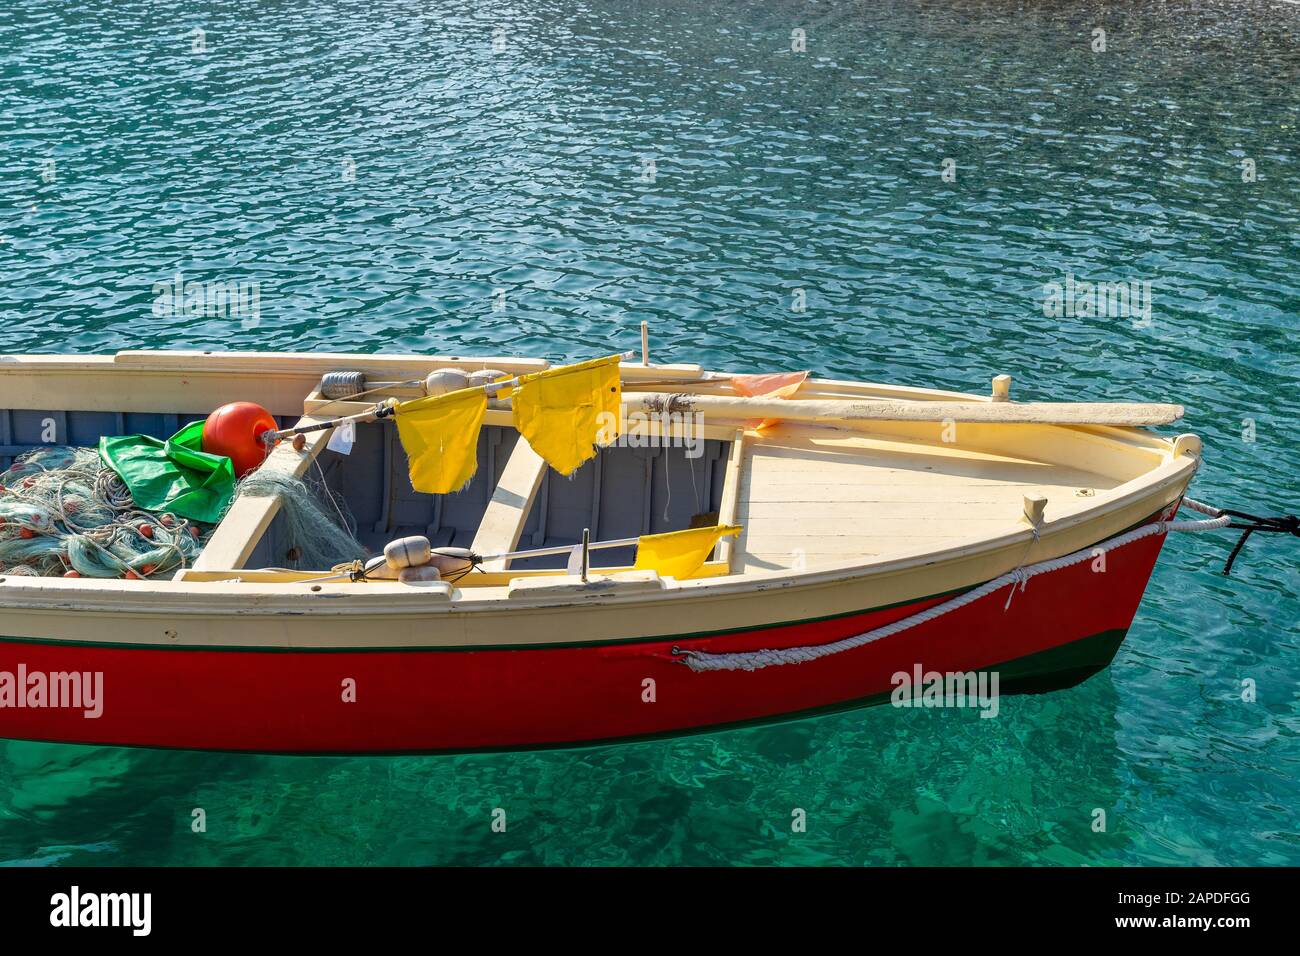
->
(736, 428, 1122, 571)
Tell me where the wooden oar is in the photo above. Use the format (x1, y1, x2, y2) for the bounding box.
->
(625, 392, 1184, 426)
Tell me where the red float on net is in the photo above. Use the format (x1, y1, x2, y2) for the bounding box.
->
(201, 402, 278, 477)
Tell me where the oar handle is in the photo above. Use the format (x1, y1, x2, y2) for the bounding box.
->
(264, 401, 396, 443)
(478, 536, 640, 563)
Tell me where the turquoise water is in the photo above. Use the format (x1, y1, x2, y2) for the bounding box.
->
(1, 0, 1298, 865)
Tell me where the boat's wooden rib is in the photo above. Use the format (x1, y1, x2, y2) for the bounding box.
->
(714, 428, 746, 571)
(471, 436, 547, 572)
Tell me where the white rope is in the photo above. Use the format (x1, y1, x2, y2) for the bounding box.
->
(1179, 497, 1223, 517)
(679, 498, 1233, 673)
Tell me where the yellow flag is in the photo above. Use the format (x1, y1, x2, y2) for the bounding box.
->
(512, 354, 622, 475)
(394, 387, 487, 494)
(633, 525, 742, 580)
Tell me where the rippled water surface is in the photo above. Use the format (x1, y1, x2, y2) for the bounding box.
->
(1, 0, 1298, 865)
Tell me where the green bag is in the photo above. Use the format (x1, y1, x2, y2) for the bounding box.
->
(98, 421, 236, 524)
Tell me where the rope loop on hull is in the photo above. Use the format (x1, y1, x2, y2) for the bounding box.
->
(677, 497, 1251, 674)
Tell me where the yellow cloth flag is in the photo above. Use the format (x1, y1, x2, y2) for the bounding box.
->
(633, 525, 742, 580)
(393, 387, 488, 494)
(512, 354, 622, 476)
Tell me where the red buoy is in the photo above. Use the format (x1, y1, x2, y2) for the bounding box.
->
(202, 402, 277, 477)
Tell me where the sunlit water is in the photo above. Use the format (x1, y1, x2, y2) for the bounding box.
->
(0, 0, 1297, 866)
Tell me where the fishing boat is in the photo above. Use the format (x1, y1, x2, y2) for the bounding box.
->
(0, 348, 1289, 754)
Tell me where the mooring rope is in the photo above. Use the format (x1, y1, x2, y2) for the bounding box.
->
(675, 497, 1278, 674)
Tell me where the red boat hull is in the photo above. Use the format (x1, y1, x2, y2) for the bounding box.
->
(0, 534, 1166, 754)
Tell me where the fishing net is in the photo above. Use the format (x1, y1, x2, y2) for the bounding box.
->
(0, 446, 366, 578)
(235, 467, 367, 570)
(0, 446, 206, 578)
